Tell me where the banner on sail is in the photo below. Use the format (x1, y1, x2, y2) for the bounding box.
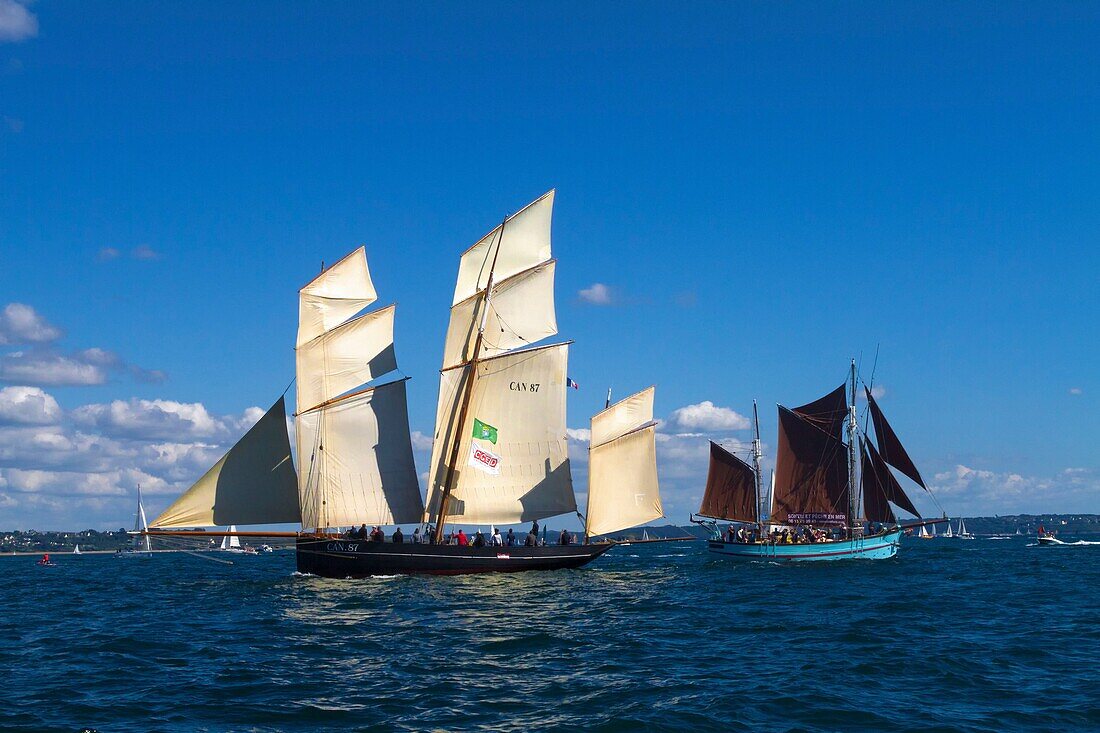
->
(786, 512, 846, 526)
(468, 444, 502, 475)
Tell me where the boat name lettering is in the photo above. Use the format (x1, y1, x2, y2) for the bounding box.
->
(326, 542, 359, 552)
(508, 382, 540, 393)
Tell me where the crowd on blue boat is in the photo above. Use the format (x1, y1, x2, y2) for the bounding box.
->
(342, 520, 579, 547)
(725, 523, 886, 545)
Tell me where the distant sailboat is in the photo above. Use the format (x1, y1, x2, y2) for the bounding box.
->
(219, 526, 256, 554)
(943, 521, 954, 538)
(119, 486, 153, 557)
(919, 524, 933, 539)
(957, 519, 975, 539)
(72, 544, 81, 555)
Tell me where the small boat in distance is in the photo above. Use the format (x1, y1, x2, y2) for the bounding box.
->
(73, 544, 81, 555)
(119, 486, 153, 558)
(957, 519, 975, 539)
(37, 553, 56, 567)
(695, 366, 942, 562)
(942, 521, 954, 538)
(218, 526, 257, 554)
(1037, 525, 1063, 545)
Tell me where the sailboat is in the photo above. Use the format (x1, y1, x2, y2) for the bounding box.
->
(942, 520, 954, 538)
(72, 544, 81, 555)
(697, 365, 938, 561)
(919, 524, 932, 539)
(957, 519, 975, 539)
(147, 191, 665, 577)
(119, 486, 153, 557)
(218, 526, 257, 554)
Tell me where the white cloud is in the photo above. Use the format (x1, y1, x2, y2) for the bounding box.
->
(668, 401, 750, 431)
(72, 398, 227, 441)
(1069, 387, 1083, 396)
(0, 386, 62, 425)
(97, 247, 121, 262)
(0, 0, 37, 43)
(929, 464, 1100, 516)
(566, 428, 591, 442)
(0, 350, 107, 386)
(578, 283, 613, 305)
(131, 245, 161, 260)
(410, 430, 434, 451)
(0, 303, 62, 345)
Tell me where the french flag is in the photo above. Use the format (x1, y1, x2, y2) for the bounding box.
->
(566, 377, 579, 390)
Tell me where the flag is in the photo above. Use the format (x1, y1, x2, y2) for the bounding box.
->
(566, 377, 579, 390)
(472, 418, 498, 444)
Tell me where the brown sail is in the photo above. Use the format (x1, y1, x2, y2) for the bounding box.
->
(860, 439, 896, 523)
(865, 388, 927, 489)
(792, 383, 848, 439)
(697, 441, 758, 523)
(863, 437, 921, 519)
(771, 406, 849, 526)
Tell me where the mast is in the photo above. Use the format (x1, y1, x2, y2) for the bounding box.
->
(432, 218, 507, 544)
(751, 400, 763, 532)
(847, 359, 859, 534)
(605, 387, 612, 410)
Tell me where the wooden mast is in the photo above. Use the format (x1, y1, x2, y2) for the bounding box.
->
(846, 359, 859, 536)
(751, 400, 764, 536)
(431, 218, 507, 544)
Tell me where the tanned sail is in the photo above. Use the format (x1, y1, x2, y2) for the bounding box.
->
(697, 441, 757, 524)
(865, 387, 927, 489)
(862, 438, 921, 519)
(770, 404, 849, 526)
(792, 383, 847, 439)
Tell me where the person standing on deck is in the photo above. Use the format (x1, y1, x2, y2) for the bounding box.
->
(456, 529, 469, 546)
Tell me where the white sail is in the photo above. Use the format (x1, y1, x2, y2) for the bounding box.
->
(297, 247, 377, 347)
(585, 387, 663, 538)
(134, 485, 152, 552)
(590, 386, 655, 448)
(425, 343, 575, 526)
(151, 397, 300, 528)
(219, 526, 241, 550)
(297, 380, 424, 529)
(442, 260, 557, 369)
(452, 190, 554, 305)
(73, 545, 81, 554)
(296, 305, 397, 411)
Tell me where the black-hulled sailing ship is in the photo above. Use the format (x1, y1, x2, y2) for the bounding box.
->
(695, 362, 938, 561)
(147, 191, 666, 576)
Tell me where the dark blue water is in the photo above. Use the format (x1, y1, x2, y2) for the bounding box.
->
(2, 538, 1097, 732)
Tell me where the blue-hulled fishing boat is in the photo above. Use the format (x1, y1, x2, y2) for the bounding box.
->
(693, 362, 941, 562)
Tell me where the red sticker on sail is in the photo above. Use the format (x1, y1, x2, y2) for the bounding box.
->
(468, 445, 502, 475)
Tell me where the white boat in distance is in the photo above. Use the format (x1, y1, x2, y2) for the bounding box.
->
(219, 526, 258, 554)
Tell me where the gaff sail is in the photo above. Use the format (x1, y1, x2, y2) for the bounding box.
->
(697, 441, 758, 524)
(770, 404, 849, 526)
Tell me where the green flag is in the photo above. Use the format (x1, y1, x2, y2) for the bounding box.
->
(472, 418, 498, 445)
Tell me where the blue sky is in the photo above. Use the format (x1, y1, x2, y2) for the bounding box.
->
(1, 1, 1097, 529)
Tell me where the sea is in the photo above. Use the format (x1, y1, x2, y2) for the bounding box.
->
(2, 537, 1096, 732)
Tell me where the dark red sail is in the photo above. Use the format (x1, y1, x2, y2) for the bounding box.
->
(793, 383, 848, 439)
(771, 406, 849, 526)
(697, 441, 758, 523)
(865, 388, 926, 489)
(860, 439, 896, 523)
(863, 438, 921, 519)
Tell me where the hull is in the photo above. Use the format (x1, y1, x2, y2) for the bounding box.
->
(296, 537, 615, 577)
(707, 529, 902, 562)
(1037, 536, 1063, 546)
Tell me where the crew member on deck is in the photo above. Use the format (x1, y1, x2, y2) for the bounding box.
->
(473, 530, 486, 547)
(505, 528, 515, 546)
(456, 529, 469, 546)
(559, 528, 572, 545)
(491, 528, 503, 546)
(524, 530, 537, 546)
(357, 523, 368, 540)
(392, 527, 404, 544)
(412, 527, 420, 543)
